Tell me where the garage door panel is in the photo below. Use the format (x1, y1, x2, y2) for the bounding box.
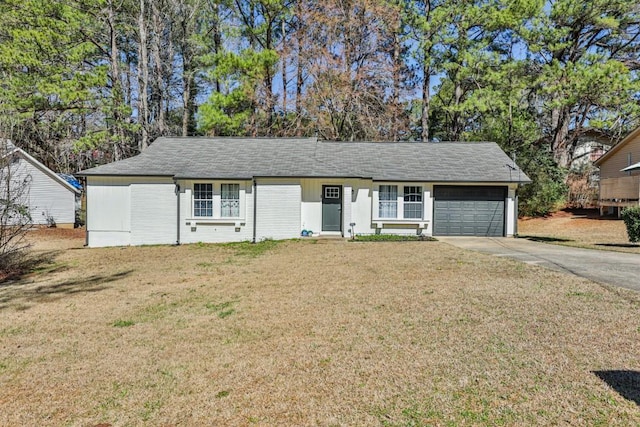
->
(462, 225, 477, 234)
(433, 186, 506, 237)
(462, 201, 476, 209)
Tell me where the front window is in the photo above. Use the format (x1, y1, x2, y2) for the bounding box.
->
(403, 186, 422, 219)
(221, 183, 240, 217)
(194, 183, 213, 217)
(378, 185, 397, 218)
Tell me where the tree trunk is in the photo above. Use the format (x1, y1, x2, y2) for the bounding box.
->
(182, 70, 192, 137)
(551, 104, 571, 168)
(420, 0, 432, 142)
(212, 1, 222, 93)
(281, 18, 287, 119)
(295, 0, 304, 136)
(107, 0, 126, 160)
(421, 64, 430, 142)
(391, 14, 401, 142)
(452, 79, 463, 140)
(151, 2, 167, 136)
(138, 0, 150, 151)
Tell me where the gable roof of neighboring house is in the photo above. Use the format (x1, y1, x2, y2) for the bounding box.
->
(77, 137, 531, 183)
(594, 126, 640, 167)
(1, 140, 81, 194)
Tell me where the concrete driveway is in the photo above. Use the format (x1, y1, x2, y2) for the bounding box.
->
(439, 237, 640, 292)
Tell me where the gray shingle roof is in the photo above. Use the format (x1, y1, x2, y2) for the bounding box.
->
(77, 137, 531, 183)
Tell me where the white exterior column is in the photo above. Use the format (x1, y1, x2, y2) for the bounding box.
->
(506, 186, 516, 236)
(343, 185, 352, 237)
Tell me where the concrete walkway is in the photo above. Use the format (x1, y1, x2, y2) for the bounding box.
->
(438, 237, 640, 292)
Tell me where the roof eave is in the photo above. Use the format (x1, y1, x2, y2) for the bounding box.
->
(12, 148, 81, 194)
(594, 125, 640, 166)
(77, 172, 174, 178)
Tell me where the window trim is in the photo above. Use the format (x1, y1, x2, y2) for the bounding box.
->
(193, 183, 213, 217)
(378, 185, 398, 218)
(403, 185, 423, 219)
(221, 183, 240, 218)
(190, 181, 244, 221)
(374, 183, 426, 222)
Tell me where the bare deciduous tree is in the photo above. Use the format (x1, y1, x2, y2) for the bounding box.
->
(0, 140, 32, 278)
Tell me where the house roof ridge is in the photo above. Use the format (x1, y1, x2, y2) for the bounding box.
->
(77, 136, 530, 183)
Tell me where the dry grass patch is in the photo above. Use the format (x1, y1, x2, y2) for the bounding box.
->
(0, 235, 639, 425)
(519, 209, 640, 254)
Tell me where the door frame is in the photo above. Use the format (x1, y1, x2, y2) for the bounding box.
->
(321, 184, 343, 233)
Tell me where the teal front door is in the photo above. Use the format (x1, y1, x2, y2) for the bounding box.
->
(322, 185, 342, 232)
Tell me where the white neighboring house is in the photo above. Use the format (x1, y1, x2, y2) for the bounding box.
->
(1, 141, 81, 228)
(571, 131, 612, 171)
(571, 129, 614, 187)
(77, 137, 531, 247)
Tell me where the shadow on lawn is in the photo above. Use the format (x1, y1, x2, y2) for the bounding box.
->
(596, 243, 640, 248)
(519, 235, 574, 243)
(0, 250, 64, 284)
(594, 370, 640, 406)
(0, 270, 133, 311)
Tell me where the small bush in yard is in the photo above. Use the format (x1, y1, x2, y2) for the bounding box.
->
(621, 206, 640, 242)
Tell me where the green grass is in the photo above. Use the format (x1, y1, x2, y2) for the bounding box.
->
(196, 261, 215, 268)
(0, 326, 24, 337)
(112, 319, 135, 328)
(222, 239, 280, 257)
(206, 300, 237, 318)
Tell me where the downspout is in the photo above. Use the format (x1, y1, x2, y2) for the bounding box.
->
(83, 177, 88, 247)
(252, 178, 257, 243)
(174, 179, 181, 245)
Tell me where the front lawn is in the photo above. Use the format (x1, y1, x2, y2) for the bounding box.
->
(518, 209, 640, 254)
(0, 232, 639, 425)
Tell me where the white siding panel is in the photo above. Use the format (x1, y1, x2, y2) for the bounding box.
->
(11, 157, 76, 225)
(86, 177, 131, 246)
(256, 179, 301, 240)
(88, 231, 131, 247)
(351, 183, 374, 235)
(130, 182, 177, 245)
(300, 179, 322, 232)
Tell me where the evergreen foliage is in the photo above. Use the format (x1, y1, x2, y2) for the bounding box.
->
(0, 0, 639, 214)
(621, 206, 640, 243)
